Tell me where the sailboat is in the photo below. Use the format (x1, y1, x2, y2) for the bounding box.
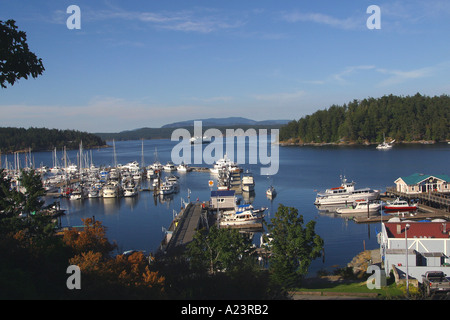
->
(376, 133, 394, 150)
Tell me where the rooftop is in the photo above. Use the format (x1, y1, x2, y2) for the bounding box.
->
(396, 173, 450, 185)
(384, 221, 450, 239)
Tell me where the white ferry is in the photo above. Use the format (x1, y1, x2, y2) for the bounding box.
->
(314, 176, 380, 207)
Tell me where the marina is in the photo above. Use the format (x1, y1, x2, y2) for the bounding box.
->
(2, 139, 449, 277)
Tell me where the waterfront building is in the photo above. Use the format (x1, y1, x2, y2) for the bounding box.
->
(394, 173, 450, 194)
(379, 219, 450, 282)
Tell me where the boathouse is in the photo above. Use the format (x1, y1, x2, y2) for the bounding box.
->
(210, 190, 236, 210)
(380, 219, 450, 283)
(394, 173, 450, 194)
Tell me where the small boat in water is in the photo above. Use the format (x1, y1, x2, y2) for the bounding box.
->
(383, 198, 417, 211)
(336, 200, 381, 214)
(266, 185, 277, 199)
(376, 134, 395, 150)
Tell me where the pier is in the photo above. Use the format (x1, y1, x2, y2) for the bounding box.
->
(385, 187, 450, 212)
(162, 202, 208, 254)
(353, 203, 450, 224)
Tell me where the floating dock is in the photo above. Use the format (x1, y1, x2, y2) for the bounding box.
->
(353, 203, 450, 224)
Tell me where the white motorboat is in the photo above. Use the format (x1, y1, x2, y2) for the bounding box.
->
(336, 200, 381, 214)
(241, 171, 255, 192)
(210, 154, 239, 174)
(163, 161, 176, 172)
(383, 198, 418, 211)
(146, 167, 156, 179)
(314, 176, 380, 206)
(69, 187, 86, 200)
(219, 208, 264, 227)
(266, 185, 277, 198)
(123, 184, 138, 197)
(88, 186, 101, 198)
(159, 181, 175, 195)
(102, 183, 119, 198)
(177, 162, 190, 172)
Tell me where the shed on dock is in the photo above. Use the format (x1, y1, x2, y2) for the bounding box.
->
(210, 190, 236, 210)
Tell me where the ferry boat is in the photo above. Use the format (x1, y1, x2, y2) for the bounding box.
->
(383, 198, 417, 211)
(314, 176, 380, 206)
(336, 200, 381, 214)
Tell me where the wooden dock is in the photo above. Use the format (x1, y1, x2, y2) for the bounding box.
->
(162, 202, 207, 254)
(353, 203, 450, 224)
(385, 187, 450, 212)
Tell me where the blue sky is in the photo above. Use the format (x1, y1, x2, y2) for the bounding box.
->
(1, 0, 450, 132)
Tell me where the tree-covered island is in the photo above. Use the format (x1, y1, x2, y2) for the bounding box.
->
(279, 93, 450, 145)
(0, 127, 108, 153)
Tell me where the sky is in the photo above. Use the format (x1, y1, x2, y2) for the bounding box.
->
(1, 0, 450, 132)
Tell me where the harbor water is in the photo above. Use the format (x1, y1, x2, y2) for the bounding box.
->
(8, 139, 449, 277)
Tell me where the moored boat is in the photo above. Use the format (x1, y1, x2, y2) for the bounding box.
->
(314, 176, 380, 206)
(336, 200, 381, 214)
(266, 185, 277, 198)
(383, 198, 417, 211)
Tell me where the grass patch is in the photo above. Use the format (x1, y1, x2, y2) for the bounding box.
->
(293, 278, 406, 299)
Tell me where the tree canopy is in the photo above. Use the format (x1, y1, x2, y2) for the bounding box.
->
(280, 93, 450, 144)
(266, 204, 324, 288)
(0, 19, 45, 88)
(0, 127, 107, 153)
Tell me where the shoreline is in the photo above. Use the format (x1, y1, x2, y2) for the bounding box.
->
(279, 140, 447, 147)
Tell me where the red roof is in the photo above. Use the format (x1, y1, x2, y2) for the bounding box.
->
(385, 221, 450, 239)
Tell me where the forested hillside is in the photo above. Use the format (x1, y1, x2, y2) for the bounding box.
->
(279, 93, 450, 144)
(0, 127, 107, 153)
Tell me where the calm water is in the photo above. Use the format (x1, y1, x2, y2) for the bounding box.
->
(8, 139, 450, 276)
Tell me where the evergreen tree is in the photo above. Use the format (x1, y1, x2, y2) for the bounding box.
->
(266, 204, 324, 288)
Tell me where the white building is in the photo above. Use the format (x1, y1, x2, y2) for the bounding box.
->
(394, 173, 450, 194)
(379, 218, 450, 283)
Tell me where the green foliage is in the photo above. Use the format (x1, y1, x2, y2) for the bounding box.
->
(0, 20, 45, 88)
(0, 127, 106, 153)
(280, 93, 450, 143)
(186, 225, 254, 274)
(266, 204, 324, 288)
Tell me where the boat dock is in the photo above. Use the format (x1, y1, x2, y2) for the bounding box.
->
(353, 203, 450, 224)
(161, 202, 208, 254)
(385, 187, 450, 212)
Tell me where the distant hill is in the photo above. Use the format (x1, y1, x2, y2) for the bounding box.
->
(95, 118, 289, 141)
(162, 117, 290, 128)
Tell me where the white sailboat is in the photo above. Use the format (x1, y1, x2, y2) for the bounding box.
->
(376, 133, 395, 150)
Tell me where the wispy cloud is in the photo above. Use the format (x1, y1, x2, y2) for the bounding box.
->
(331, 65, 376, 84)
(252, 90, 306, 102)
(281, 11, 363, 30)
(52, 6, 244, 34)
(376, 66, 435, 86)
